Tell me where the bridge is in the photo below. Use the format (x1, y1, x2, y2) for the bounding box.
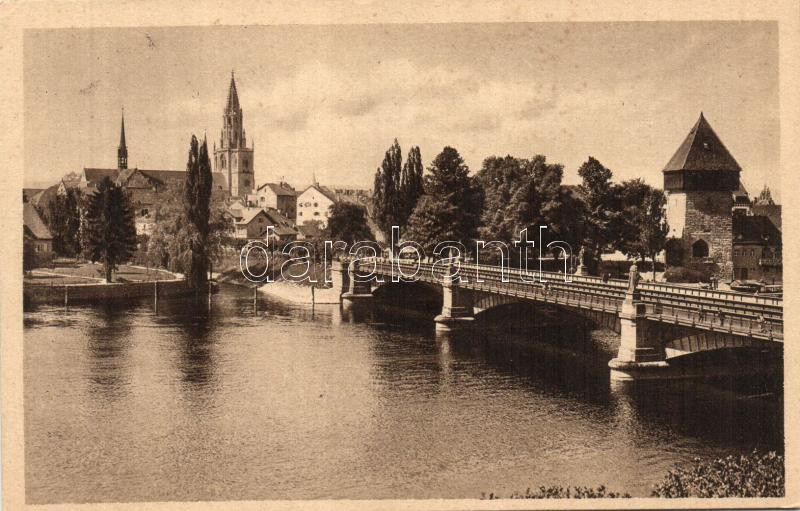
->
(329, 257, 783, 381)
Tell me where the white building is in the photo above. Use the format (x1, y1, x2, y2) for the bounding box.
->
(296, 184, 336, 227)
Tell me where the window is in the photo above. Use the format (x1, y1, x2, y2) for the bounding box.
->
(314, 202, 318, 207)
(221, 155, 226, 169)
(244, 179, 250, 187)
(313, 211, 320, 216)
(298, 212, 303, 216)
(692, 239, 709, 258)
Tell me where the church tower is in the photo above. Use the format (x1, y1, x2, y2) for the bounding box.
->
(663, 113, 741, 279)
(118, 110, 128, 170)
(214, 72, 254, 198)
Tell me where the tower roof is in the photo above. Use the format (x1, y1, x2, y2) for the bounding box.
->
(226, 71, 240, 112)
(662, 113, 742, 173)
(119, 111, 127, 149)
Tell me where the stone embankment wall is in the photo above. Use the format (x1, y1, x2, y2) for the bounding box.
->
(24, 279, 191, 305)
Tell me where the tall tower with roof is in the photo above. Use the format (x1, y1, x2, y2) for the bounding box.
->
(118, 110, 128, 170)
(214, 71, 254, 198)
(663, 113, 741, 279)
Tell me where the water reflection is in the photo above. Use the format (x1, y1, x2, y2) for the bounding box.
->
(23, 285, 783, 503)
(85, 303, 134, 401)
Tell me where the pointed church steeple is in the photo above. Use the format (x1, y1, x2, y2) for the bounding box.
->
(118, 109, 128, 170)
(226, 71, 240, 112)
(215, 72, 254, 198)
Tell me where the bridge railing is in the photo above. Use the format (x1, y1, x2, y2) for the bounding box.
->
(345, 257, 783, 340)
(361, 257, 781, 302)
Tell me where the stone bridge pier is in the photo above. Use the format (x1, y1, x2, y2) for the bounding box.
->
(608, 290, 668, 381)
(335, 257, 782, 381)
(433, 269, 475, 332)
(330, 260, 349, 297)
(337, 259, 374, 306)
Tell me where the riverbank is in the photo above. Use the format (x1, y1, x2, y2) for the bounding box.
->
(257, 280, 340, 304)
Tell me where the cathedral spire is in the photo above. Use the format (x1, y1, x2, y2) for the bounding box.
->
(215, 72, 254, 199)
(226, 70, 240, 112)
(117, 109, 128, 170)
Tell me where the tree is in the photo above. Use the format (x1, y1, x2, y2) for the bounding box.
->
(615, 182, 668, 279)
(184, 135, 213, 289)
(399, 145, 424, 231)
(143, 191, 191, 273)
(372, 139, 403, 239)
(205, 201, 234, 275)
(404, 146, 484, 252)
(45, 188, 82, 257)
(578, 157, 616, 274)
(84, 177, 137, 282)
(326, 202, 375, 245)
(477, 155, 579, 266)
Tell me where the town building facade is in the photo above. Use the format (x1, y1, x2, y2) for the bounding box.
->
(296, 184, 336, 228)
(731, 185, 782, 283)
(248, 182, 297, 221)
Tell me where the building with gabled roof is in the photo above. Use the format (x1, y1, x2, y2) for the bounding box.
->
(232, 206, 298, 242)
(76, 113, 228, 222)
(233, 207, 272, 240)
(296, 183, 337, 228)
(732, 214, 781, 283)
(23, 202, 53, 254)
(248, 182, 297, 221)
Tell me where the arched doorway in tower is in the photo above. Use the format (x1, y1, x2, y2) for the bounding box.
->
(692, 239, 709, 259)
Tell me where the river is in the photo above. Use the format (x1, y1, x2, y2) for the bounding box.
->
(23, 284, 783, 503)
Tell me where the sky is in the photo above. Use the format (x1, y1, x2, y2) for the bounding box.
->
(24, 22, 780, 200)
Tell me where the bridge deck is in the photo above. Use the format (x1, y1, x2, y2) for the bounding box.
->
(348, 258, 783, 342)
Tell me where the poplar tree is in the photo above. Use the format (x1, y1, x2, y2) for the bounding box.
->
(184, 135, 213, 289)
(399, 145, 424, 231)
(372, 139, 403, 238)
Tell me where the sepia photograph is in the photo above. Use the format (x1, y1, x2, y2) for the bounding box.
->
(3, 2, 800, 509)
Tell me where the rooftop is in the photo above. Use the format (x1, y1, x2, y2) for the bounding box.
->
(663, 113, 742, 174)
(23, 202, 52, 240)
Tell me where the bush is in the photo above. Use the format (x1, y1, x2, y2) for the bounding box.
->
(651, 450, 784, 498)
(664, 266, 708, 283)
(664, 261, 718, 283)
(482, 485, 630, 499)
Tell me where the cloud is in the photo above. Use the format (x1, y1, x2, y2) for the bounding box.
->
(235, 58, 642, 186)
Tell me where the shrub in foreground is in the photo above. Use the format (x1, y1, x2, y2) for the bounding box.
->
(651, 450, 784, 498)
(483, 450, 784, 499)
(482, 485, 630, 499)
